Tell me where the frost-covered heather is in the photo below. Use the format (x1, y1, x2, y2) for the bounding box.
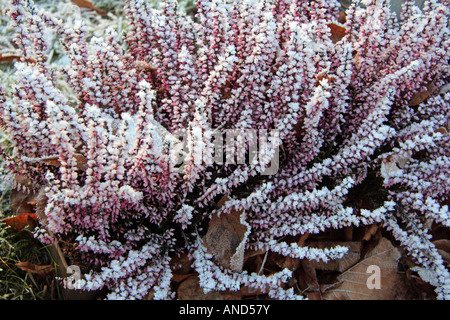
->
(0, 0, 129, 200)
(0, 0, 449, 299)
(0, 0, 129, 101)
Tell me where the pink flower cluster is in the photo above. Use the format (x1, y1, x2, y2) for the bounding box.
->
(1, 0, 449, 299)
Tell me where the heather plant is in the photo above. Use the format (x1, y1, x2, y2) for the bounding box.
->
(0, 0, 449, 299)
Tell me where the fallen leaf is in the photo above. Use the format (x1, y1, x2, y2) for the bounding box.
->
(4, 212, 38, 232)
(434, 127, 448, 135)
(433, 239, 450, 252)
(172, 273, 194, 283)
(408, 81, 437, 106)
(297, 233, 309, 247)
(15, 261, 54, 277)
(170, 252, 195, 284)
(70, 0, 107, 15)
(243, 248, 266, 262)
(10, 188, 37, 215)
(362, 224, 380, 242)
(39, 153, 88, 171)
(327, 23, 347, 43)
(34, 187, 48, 226)
(408, 266, 441, 289)
(406, 267, 439, 294)
(298, 261, 322, 300)
(273, 254, 301, 271)
(433, 239, 450, 265)
(216, 194, 230, 208)
(171, 252, 193, 276)
(203, 197, 250, 272)
(13, 174, 35, 190)
(337, 11, 346, 24)
(322, 237, 402, 300)
(344, 226, 353, 241)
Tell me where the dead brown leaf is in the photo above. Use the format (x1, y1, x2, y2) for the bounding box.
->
(270, 253, 299, 272)
(13, 175, 35, 190)
(322, 237, 402, 300)
(171, 251, 193, 275)
(243, 248, 266, 262)
(215, 194, 230, 208)
(39, 153, 88, 171)
(4, 212, 38, 232)
(15, 261, 54, 277)
(135, 60, 158, 71)
(344, 226, 353, 241)
(10, 187, 37, 215)
(297, 233, 309, 247)
(362, 224, 380, 242)
(70, 0, 107, 15)
(433, 239, 450, 265)
(328, 23, 347, 43)
(170, 252, 195, 284)
(409, 81, 437, 106)
(34, 187, 48, 226)
(337, 11, 346, 24)
(298, 262, 322, 300)
(434, 127, 448, 135)
(203, 197, 249, 272)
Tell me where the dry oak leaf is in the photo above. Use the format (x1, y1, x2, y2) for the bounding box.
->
(15, 261, 54, 277)
(203, 196, 250, 273)
(322, 237, 402, 300)
(4, 212, 38, 232)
